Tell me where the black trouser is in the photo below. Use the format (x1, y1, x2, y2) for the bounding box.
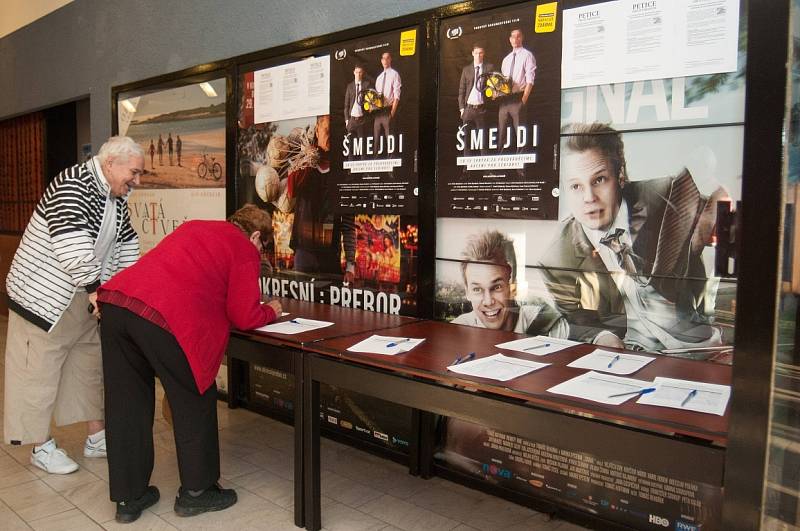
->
(101, 304, 220, 502)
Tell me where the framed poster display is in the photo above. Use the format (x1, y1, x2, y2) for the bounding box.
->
(116, 76, 228, 254)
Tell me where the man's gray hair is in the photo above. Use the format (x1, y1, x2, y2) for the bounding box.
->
(96, 136, 144, 164)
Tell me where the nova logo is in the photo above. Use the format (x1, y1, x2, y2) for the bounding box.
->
(649, 514, 669, 527)
(675, 521, 699, 531)
(446, 26, 463, 39)
(334, 49, 347, 60)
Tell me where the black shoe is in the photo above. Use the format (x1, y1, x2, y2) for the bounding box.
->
(116, 486, 160, 523)
(174, 483, 237, 517)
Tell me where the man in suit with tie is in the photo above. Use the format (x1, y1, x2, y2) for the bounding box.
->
(344, 64, 371, 140)
(538, 122, 729, 355)
(498, 28, 536, 153)
(458, 44, 494, 157)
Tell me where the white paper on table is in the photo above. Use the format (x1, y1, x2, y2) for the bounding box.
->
(636, 377, 731, 416)
(346, 335, 425, 356)
(495, 335, 579, 356)
(547, 371, 655, 405)
(255, 317, 334, 335)
(567, 349, 656, 375)
(447, 353, 549, 382)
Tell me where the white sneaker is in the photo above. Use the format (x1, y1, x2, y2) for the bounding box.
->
(84, 430, 106, 458)
(30, 439, 79, 474)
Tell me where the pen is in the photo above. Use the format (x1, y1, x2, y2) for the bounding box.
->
(524, 343, 551, 350)
(681, 389, 698, 407)
(607, 387, 656, 398)
(386, 338, 410, 348)
(607, 354, 620, 369)
(451, 352, 476, 366)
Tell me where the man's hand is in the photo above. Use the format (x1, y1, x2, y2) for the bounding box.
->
(343, 270, 355, 285)
(88, 292, 100, 319)
(266, 299, 282, 317)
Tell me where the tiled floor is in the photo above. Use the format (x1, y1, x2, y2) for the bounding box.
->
(0, 314, 588, 530)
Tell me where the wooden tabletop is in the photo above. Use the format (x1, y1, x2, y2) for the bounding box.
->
(306, 319, 731, 444)
(232, 297, 420, 347)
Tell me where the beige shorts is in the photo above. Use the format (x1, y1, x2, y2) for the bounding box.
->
(3, 291, 104, 445)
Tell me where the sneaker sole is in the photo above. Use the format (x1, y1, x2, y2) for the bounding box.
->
(30, 461, 79, 475)
(174, 496, 237, 517)
(83, 451, 107, 458)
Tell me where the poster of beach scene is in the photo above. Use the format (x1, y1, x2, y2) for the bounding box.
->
(117, 77, 227, 254)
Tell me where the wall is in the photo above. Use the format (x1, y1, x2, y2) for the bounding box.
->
(0, 235, 22, 315)
(0, 0, 451, 152)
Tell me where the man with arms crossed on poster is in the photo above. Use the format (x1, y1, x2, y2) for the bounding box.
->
(345, 64, 372, 141)
(539, 122, 729, 355)
(498, 27, 536, 154)
(373, 52, 401, 146)
(4, 136, 143, 474)
(451, 230, 567, 337)
(459, 43, 494, 157)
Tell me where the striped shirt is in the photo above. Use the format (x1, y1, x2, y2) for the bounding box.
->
(6, 157, 139, 331)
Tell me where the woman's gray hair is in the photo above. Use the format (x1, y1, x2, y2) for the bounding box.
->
(96, 136, 144, 164)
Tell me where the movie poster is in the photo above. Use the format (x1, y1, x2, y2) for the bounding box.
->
(330, 27, 420, 215)
(436, 1, 562, 219)
(238, 63, 419, 316)
(117, 78, 227, 254)
(436, 421, 723, 530)
(435, 12, 746, 358)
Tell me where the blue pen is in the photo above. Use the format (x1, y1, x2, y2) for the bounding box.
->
(386, 338, 409, 348)
(607, 354, 621, 369)
(681, 389, 698, 407)
(524, 343, 551, 351)
(462, 352, 476, 363)
(452, 355, 462, 366)
(607, 387, 656, 398)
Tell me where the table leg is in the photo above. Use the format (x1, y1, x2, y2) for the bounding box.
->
(227, 357, 243, 409)
(303, 357, 321, 531)
(293, 350, 305, 528)
(418, 411, 437, 479)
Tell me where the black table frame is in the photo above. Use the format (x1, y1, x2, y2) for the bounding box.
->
(227, 334, 306, 527)
(302, 353, 726, 531)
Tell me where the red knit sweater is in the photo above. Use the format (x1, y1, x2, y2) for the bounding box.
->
(98, 220, 276, 393)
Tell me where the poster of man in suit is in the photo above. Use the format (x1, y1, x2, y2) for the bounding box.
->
(329, 27, 420, 216)
(436, 1, 562, 220)
(539, 122, 735, 358)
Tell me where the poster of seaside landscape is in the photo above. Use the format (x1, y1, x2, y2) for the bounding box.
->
(117, 77, 227, 254)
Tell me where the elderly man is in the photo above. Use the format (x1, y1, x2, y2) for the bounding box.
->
(4, 135, 143, 474)
(539, 122, 728, 355)
(451, 230, 566, 337)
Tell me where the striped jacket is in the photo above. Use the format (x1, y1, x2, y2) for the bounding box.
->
(6, 157, 139, 331)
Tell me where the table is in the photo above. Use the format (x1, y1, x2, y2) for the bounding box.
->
(302, 320, 731, 530)
(226, 298, 418, 527)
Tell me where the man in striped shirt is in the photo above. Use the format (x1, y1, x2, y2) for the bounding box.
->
(4, 136, 143, 474)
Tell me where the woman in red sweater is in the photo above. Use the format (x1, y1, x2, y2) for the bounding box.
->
(97, 204, 281, 523)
